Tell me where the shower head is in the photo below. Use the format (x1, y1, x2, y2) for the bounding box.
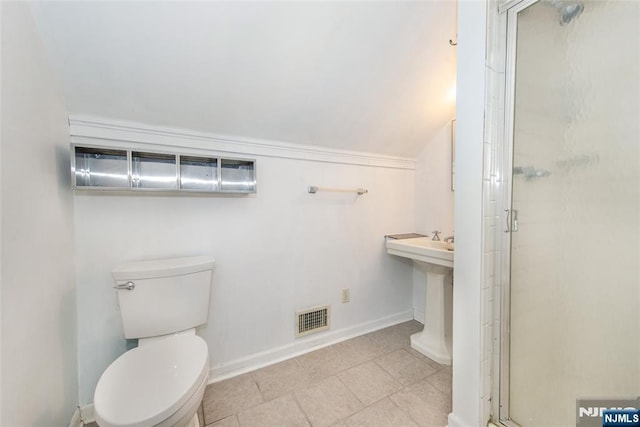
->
(549, 0, 584, 25)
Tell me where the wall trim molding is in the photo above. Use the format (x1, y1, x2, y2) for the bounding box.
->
(209, 309, 414, 383)
(68, 407, 83, 427)
(447, 412, 468, 427)
(75, 311, 414, 412)
(80, 404, 96, 424)
(413, 309, 425, 324)
(69, 404, 96, 426)
(68, 116, 416, 170)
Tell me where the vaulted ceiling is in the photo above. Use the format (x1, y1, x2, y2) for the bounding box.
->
(30, 1, 456, 157)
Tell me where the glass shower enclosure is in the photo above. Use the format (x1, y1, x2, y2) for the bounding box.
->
(498, 0, 640, 425)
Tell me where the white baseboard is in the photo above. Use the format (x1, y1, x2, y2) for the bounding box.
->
(413, 309, 425, 324)
(73, 311, 414, 419)
(68, 407, 82, 427)
(209, 310, 414, 383)
(68, 404, 95, 426)
(80, 404, 95, 425)
(447, 412, 469, 427)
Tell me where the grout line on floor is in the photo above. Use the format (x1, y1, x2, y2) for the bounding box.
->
(202, 321, 450, 427)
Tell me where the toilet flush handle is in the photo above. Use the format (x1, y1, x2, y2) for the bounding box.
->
(113, 281, 135, 291)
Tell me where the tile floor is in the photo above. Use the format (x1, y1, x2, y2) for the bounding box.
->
(85, 321, 452, 427)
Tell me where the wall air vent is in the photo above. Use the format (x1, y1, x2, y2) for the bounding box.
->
(295, 305, 330, 338)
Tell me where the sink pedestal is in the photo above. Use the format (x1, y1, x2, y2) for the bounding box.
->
(411, 264, 452, 365)
(385, 236, 454, 365)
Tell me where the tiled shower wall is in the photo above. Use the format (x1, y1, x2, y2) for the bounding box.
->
(482, 1, 505, 423)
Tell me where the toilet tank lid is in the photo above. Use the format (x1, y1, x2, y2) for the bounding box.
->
(112, 256, 215, 281)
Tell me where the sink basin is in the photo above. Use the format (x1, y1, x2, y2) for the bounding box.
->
(385, 237, 453, 268)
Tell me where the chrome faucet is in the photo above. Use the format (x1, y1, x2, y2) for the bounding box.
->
(432, 231, 441, 241)
(444, 235, 455, 243)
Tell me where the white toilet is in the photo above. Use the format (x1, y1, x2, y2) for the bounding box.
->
(94, 256, 215, 427)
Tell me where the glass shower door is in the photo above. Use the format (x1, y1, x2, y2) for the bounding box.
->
(504, 0, 640, 425)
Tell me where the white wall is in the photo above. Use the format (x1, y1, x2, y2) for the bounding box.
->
(449, 1, 487, 427)
(0, 2, 78, 425)
(74, 135, 416, 404)
(413, 122, 455, 321)
(1, 4, 3, 421)
(415, 122, 455, 237)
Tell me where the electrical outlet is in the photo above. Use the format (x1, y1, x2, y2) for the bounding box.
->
(342, 288, 350, 303)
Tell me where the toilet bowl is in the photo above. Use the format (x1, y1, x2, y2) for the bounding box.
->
(95, 334, 209, 427)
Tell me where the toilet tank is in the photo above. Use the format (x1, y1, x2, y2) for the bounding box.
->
(112, 256, 215, 339)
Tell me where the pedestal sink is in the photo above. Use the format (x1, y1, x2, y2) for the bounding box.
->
(386, 237, 453, 365)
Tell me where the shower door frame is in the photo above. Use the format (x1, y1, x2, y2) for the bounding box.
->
(492, 0, 541, 426)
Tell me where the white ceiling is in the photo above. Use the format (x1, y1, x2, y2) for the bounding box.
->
(30, 1, 456, 157)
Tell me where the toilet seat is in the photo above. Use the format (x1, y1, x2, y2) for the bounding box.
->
(95, 334, 209, 427)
